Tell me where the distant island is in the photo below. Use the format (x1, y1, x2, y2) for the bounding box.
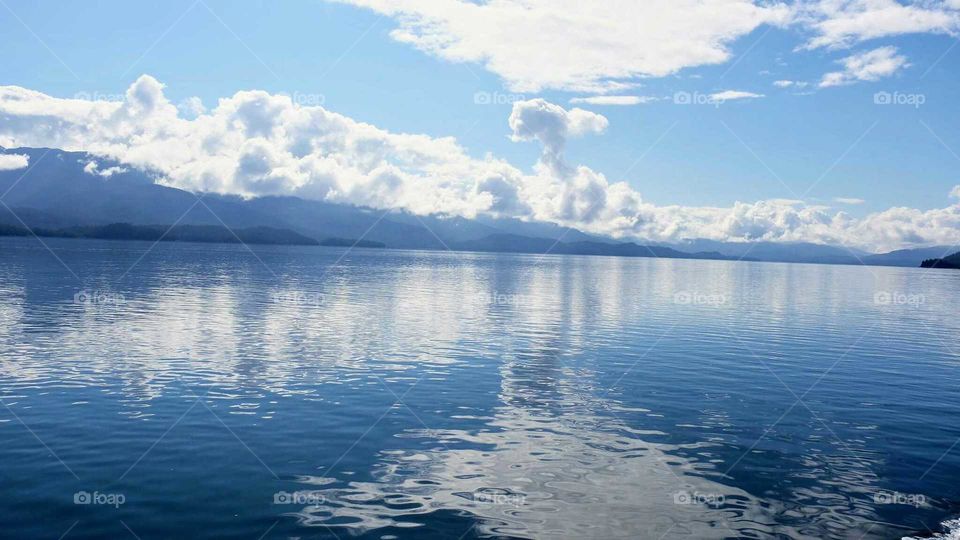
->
(920, 251, 960, 269)
(0, 223, 320, 246)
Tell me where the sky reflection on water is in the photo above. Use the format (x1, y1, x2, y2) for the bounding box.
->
(0, 238, 958, 539)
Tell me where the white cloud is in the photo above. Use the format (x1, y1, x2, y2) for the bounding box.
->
(509, 99, 608, 150)
(773, 79, 809, 88)
(951, 185, 960, 200)
(509, 99, 627, 223)
(323, 0, 960, 96)
(648, 201, 960, 252)
(0, 76, 957, 252)
(331, 0, 959, 93)
(320, 0, 960, 95)
(834, 197, 865, 204)
(83, 160, 128, 177)
(335, 0, 792, 92)
(569, 96, 654, 106)
(0, 153, 29, 171)
(710, 90, 765, 102)
(819, 46, 909, 87)
(0, 76, 522, 218)
(799, 0, 960, 50)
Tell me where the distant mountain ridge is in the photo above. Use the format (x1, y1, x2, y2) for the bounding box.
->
(453, 234, 730, 260)
(0, 146, 953, 267)
(669, 239, 869, 264)
(667, 239, 958, 268)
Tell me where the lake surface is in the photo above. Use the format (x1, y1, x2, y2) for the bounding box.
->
(1, 237, 959, 539)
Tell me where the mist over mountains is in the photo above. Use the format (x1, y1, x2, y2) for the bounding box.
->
(0, 147, 954, 267)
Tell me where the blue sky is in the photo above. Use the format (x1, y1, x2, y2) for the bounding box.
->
(1, 0, 959, 250)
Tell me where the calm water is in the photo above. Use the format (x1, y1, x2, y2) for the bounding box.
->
(1, 237, 959, 539)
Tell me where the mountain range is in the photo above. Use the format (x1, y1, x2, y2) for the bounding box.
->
(1, 146, 955, 267)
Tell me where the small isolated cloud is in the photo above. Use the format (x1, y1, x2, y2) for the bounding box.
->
(710, 90, 765, 102)
(773, 80, 809, 88)
(569, 95, 654, 106)
(834, 197, 865, 205)
(83, 161, 128, 177)
(819, 46, 909, 88)
(951, 185, 960, 200)
(0, 153, 29, 171)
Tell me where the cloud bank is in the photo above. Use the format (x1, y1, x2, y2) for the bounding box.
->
(333, 0, 959, 92)
(334, 0, 793, 92)
(0, 76, 957, 252)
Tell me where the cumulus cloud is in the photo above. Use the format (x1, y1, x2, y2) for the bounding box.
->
(0, 76, 958, 252)
(630, 200, 960, 252)
(569, 96, 654, 106)
(509, 99, 634, 224)
(0, 153, 29, 171)
(0, 75, 527, 218)
(799, 0, 960, 50)
(334, 0, 792, 92)
(951, 185, 960, 200)
(819, 46, 909, 87)
(508, 99, 607, 161)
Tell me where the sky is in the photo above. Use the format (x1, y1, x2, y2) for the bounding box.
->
(0, 0, 959, 252)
